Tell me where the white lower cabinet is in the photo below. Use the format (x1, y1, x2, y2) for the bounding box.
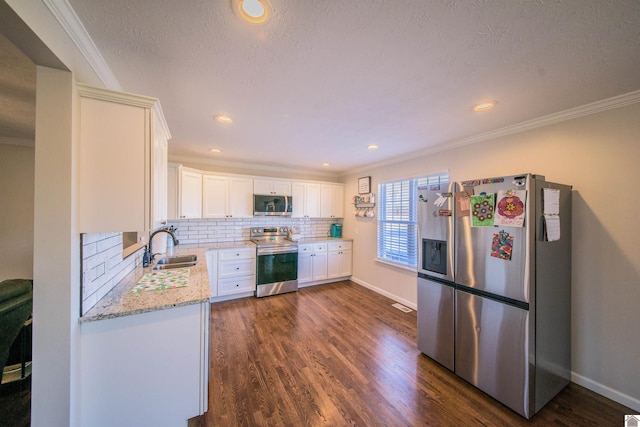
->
(218, 276, 256, 295)
(298, 243, 328, 283)
(79, 302, 209, 427)
(205, 249, 218, 297)
(298, 240, 351, 285)
(328, 241, 353, 279)
(206, 246, 256, 299)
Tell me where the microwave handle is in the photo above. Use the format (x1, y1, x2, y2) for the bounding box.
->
(285, 195, 289, 213)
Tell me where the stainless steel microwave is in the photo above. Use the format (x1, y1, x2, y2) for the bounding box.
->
(253, 194, 292, 216)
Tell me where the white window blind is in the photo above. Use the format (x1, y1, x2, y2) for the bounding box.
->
(377, 173, 449, 268)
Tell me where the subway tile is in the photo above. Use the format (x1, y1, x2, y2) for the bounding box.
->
(82, 242, 97, 258)
(82, 293, 97, 316)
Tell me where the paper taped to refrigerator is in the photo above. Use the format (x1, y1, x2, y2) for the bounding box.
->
(491, 231, 514, 260)
(543, 215, 561, 241)
(543, 188, 560, 215)
(470, 193, 495, 226)
(494, 189, 526, 227)
(543, 188, 561, 241)
(455, 191, 472, 217)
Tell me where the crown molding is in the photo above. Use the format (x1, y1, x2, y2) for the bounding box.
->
(77, 83, 158, 108)
(168, 154, 339, 179)
(345, 89, 640, 177)
(446, 89, 640, 150)
(42, 0, 121, 90)
(152, 102, 172, 141)
(46, 1, 173, 139)
(0, 137, 35, 147)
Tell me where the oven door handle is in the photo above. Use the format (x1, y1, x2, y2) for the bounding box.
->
(257, 247, 298, 255)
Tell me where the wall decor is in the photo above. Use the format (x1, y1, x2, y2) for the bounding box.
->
(358, 176, 371, 194)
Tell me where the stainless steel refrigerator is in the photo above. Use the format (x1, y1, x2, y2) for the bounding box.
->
(417, 173, 572, 419)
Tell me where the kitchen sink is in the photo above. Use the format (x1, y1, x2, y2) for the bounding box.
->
(152, 254, 197, 270)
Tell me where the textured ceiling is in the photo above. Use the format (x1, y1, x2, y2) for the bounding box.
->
(67, 0, 640, 175)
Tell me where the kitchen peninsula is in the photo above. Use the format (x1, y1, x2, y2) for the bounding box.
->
(78, 247, 211, 427)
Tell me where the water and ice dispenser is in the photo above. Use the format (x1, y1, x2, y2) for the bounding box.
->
(421, 238, 447, 275)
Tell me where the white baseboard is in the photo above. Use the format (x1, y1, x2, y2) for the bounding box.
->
(571, 372, 640, 412)
(352, 276, 639, 412)
(209, 291, 254, 303)
(299, 276, 351, 288)
(350, 276, 417, 311)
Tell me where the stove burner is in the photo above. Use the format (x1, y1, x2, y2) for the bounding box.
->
(250, 226, 297, 248)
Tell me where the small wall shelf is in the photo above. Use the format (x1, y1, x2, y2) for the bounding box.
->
(353, 200, 376, 218)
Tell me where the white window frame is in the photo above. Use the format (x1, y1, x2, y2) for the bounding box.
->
(376, 173, 449, 269)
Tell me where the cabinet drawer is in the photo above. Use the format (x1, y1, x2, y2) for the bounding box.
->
(312, 243, 327, 252)
(328, 241, 352, 252)
(218, 259, 256, 278)
(218, 276, 256, 295)
(298, 244, 313, 254)
(218, 247, 256, 261)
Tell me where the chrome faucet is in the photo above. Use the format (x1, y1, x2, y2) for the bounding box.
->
(148, 227, 179, 261)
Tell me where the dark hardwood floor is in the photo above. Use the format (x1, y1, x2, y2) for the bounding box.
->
(190, 281, 632, 426)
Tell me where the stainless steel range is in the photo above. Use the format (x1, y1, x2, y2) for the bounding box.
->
(250, 226, 298, 298)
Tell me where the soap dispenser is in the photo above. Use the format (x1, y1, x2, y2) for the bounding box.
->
(142, 246, 151, 267)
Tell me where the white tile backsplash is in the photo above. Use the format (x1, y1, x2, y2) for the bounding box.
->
(166, 217, 342, 245)
(81, 232, 143, 315)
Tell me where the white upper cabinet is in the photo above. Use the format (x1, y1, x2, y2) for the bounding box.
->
(291, 181, 321, 218)
(179, 169, 203, 219)
(152, 119, 170, 229)
(171, 168, 344, 220)
(202, 175, 227, 218)
(229, 177, 254, 217)
(167, 162, 180, 220)
(175, 171, 253, 220)
(321, 183, 345, 218)
(253, 178, 292, 196)
(78, 84, 168, 233)
(203, 175, 253, 218)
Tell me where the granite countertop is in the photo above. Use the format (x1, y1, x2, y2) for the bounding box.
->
(202, 241, 256, 249)
(297, 237, 353, 244)
(79, 238, 350, 322)
(80, 246, 214, 323)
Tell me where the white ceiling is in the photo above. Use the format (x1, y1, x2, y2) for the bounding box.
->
(64, 1, 640, 175)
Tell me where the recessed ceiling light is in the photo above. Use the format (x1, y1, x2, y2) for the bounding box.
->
(473, 101, 497, 112)
(214, 114, 233, 124)
(322, 163, 330, 167)
(209, 148, 223, 153)
(234, 0, 272, 24)
(367, 145, 379, 150)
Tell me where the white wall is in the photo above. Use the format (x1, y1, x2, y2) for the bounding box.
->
(342, 102, 640, 410)
(5, 1, 105, 424)
(0, 143, 34, 281)
(32, 66, 79, 427)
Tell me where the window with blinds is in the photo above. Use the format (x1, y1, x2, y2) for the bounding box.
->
(377, 173, 449, 268)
